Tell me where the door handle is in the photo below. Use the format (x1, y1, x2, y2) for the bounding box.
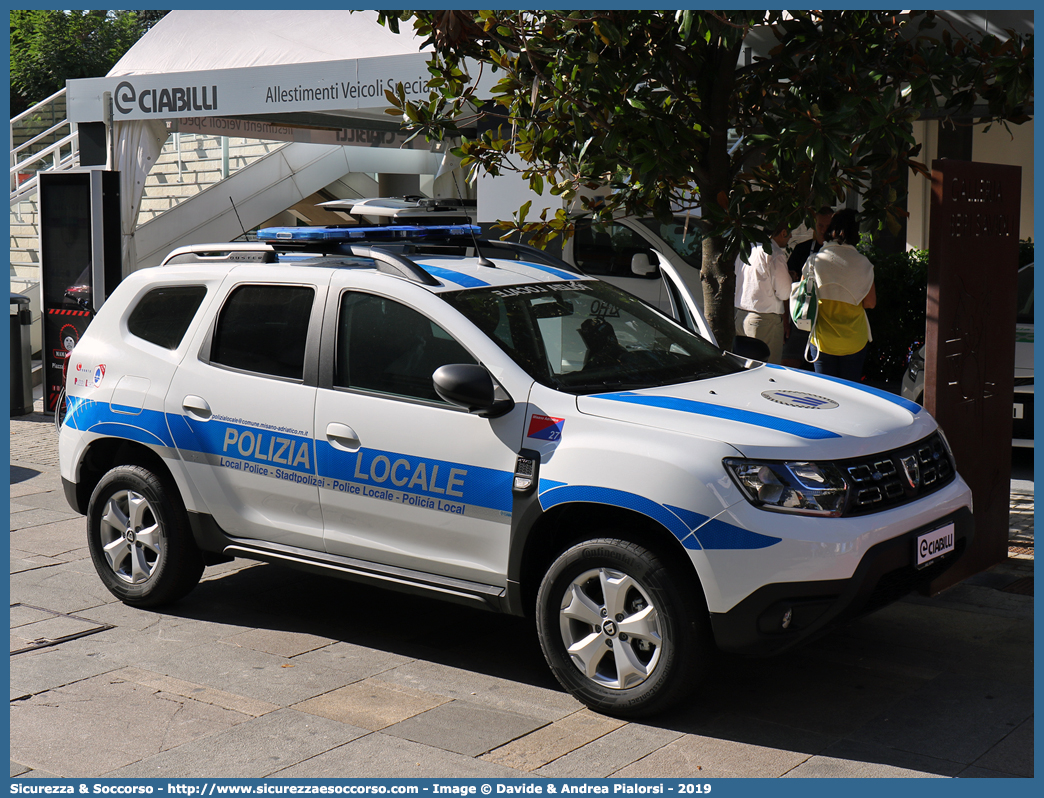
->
(182, 395, 212, 421)
(326, 422, 361, 452)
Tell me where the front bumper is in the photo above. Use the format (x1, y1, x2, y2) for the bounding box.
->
(709, 506, 974, 656)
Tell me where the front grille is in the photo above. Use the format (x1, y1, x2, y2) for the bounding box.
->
(841, 432, 956, 516)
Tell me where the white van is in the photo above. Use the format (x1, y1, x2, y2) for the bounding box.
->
(560, 214, 704, 313)
(320, 199, 713, 342)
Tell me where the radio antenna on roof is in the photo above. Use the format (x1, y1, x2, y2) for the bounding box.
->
(230, 196, 247, 239)
(451, 174, 494, 268)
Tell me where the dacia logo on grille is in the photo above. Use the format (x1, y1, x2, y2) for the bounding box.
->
(900, 455, 921, 489)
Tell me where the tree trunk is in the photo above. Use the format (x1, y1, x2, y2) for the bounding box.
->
(701, 234, 736, 349)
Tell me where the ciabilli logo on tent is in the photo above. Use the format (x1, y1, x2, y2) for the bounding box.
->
(114, 81, 218, 115)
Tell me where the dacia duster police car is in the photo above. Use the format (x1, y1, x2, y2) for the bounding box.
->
(59, 224, 973, 717)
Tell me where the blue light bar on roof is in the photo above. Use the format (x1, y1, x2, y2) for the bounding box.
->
(257, 224, 481, 243)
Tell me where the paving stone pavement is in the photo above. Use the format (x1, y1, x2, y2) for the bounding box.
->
(8, 403, 1034, 779)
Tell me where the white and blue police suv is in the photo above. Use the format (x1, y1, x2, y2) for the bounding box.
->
(59, 223, 973, 717)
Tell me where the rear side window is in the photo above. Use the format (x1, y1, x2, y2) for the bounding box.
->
(210, 284, 314, 379)
(127, 286, 207, 349)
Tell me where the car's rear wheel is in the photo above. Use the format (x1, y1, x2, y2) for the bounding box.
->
(87, 465, 204, 607)
(535, 537, 711, 717)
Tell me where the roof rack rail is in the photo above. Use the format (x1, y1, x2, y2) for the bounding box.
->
(160, 231, 441, 287)
(342, 245, 441, 287)
(161, 243, 277, 266)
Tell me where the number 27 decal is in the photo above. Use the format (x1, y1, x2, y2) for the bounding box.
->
(527, 414, 565, 441)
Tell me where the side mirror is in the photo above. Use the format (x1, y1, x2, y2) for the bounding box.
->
(731, 335, 771, 362)
(631, 252, 657, 276)
(433, 364, 514, 418)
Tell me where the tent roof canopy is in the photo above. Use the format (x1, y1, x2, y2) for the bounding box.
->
(69, 9, 1031, 130)
(110, 9, 1031, 80)
(110, 10, 428, 76)
(98, 10, 432, 132)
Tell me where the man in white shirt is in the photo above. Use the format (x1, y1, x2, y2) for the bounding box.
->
(735, 226, 792, 363)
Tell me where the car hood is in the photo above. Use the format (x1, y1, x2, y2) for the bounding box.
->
(576, 364, 937, 460)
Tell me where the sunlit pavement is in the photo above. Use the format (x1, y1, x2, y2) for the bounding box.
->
(10, 394, 1033, 778)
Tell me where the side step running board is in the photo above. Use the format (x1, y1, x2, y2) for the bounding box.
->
(222, 539, 507, 612)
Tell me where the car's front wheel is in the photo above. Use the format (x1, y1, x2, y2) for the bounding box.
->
(535, 537, 711, 717)
(87, 465, 204, 607)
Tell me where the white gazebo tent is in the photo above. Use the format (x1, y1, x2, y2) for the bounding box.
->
(66, 10, 458, 273)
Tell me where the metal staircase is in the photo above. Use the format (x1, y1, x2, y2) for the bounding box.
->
(10, 95, 296, 278)
(9, 92, 449, 362)
(9, 93, 300, 363)
(10, 90, 75, 276)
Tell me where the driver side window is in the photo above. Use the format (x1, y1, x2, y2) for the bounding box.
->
(335, 293, 475, 403)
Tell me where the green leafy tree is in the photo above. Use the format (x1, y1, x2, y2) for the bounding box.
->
(10, 10, 169, 116)
(379, 10, 1032, 346)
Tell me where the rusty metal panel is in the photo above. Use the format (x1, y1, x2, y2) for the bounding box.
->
(926, 160, 1021, 591)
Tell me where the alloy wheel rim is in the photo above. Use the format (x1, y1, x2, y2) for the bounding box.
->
(558, 566, 663, 690)
(99, 489, 163, 584)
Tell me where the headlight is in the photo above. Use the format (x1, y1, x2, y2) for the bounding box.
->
(724, 458, 849, 516)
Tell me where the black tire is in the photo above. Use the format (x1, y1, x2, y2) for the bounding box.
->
(87, 465, 204, 607)
(535, 537, 711, 718)
(54, 388, 67, 432)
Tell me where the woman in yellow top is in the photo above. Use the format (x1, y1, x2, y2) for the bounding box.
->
(807, 208, 876, 381)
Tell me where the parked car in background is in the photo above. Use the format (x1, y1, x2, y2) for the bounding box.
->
(560, 214, 704, 313)
(320, 198, 716, 339)
(901, 263, 1033, 447)
(321, 199, 713, 338)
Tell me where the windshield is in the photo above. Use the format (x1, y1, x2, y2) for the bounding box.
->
(635, 216, 702, 269)
(443, 280, 740, 394)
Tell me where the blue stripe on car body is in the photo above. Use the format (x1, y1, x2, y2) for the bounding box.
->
(766, 364, 923, 415)
(68, 397, 777, 551)
(539, 484, 700, 548)
(665, 504, 781, 550)
(66, 397, 176, 448)
(517, 261, 583, 280)
(314, 441, 514, 513)
(593, 392, 841, 440)
(420, 264, 490, 288)
(537, 484, 780, 551)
